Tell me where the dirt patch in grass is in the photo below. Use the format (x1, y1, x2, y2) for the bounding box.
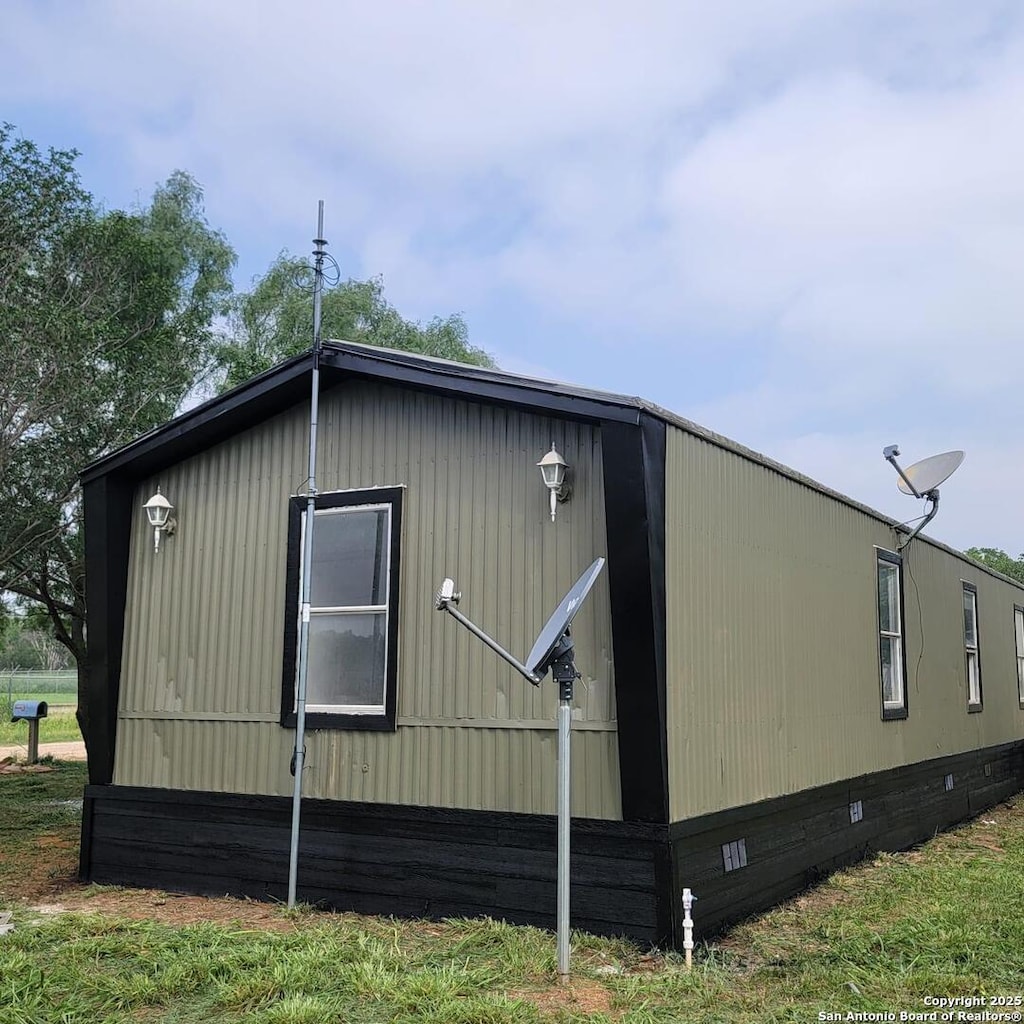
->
(0, 758, 58, 774)
(13, 861, 308, 933)
(0, 832, 80, 906)
(50, 886, 304, 932)
(512, 978, 619, 1019)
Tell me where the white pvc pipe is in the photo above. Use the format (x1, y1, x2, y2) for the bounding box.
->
(682, 887, 695, 969)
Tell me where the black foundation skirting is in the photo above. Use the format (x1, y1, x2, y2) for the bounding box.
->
(80, 741, 1023, 948)
(669, 740, 1024, 940)
(79, 788, 670, 945)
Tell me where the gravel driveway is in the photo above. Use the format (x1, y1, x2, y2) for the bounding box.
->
(0, 741, 87, 762)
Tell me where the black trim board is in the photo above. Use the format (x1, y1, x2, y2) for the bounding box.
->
(82, 787, 669, 945)
(82, 354, 313, 484)
(81, 474, 134, 785)
(319, 348, 641, 427)
(83, 345, 641, 485)
(602, 416, 669, 826)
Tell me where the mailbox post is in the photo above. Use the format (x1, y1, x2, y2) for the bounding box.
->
(11, 700, 48, 764)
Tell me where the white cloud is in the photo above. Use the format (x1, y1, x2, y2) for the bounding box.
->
(3, 0, 1024, 549)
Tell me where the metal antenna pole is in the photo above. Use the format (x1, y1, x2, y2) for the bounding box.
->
(288, 200, 327, 908)
(556, 679, 572, 983)
(548, 633, 579, 984)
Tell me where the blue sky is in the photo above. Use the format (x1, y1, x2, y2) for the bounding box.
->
(4, 1, 1023, 553)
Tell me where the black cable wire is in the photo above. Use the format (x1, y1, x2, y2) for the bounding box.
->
(897, 499, 934, 531)
(319, 253, 342, 287)
(905, 549, 926, 694)
(291, 254, 341, 293)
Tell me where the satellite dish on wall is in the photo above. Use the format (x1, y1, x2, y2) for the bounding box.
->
(882, 445, 966, 549)
(895, 450, 965, 496)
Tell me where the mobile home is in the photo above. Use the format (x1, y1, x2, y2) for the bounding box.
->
(78, 341, 1024, 944)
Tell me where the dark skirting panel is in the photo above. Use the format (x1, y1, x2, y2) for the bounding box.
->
(80, 741, 1023, 950)
(80, 788, 670, 945)
(669, 740, 1024, 940)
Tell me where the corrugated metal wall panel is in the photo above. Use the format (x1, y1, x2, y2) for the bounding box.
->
(316, 383, 615, 726)
(113, 719, 619, 816)
(116, 381, 619, 819)
(119, 404, 308, 717)
(665, 425, 1024, 820)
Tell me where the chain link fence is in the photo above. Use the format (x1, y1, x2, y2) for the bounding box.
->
(1, 669, 77, 718)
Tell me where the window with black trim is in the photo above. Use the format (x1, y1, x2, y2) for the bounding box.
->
(280, 487, 402, 731)
(876, 549, 908, 720)
(962, 582, 982, 711)
(1014, 605, 1024, 709)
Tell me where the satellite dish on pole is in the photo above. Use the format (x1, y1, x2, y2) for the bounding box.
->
(526, 558, 605, 677)
(882, 445, 965, 549)
(434, 556, 606, 983)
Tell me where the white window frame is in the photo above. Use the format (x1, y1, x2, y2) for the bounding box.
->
(876, 550, 907, 719)
(299, 502, 392, 716)
(962, 582, 982, 711)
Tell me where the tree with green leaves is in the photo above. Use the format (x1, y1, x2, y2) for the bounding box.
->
(964, 547, 1024, 585)
(0, 125, 235, 753)
(213, 254, 492, 391)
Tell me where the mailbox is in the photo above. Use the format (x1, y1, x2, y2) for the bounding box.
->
(11, 700, 48, 722)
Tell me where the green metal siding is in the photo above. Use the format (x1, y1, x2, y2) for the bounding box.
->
(114, 380, 619, 818)
(113, 719, 619, 817)
(665, 425, 1024, 820)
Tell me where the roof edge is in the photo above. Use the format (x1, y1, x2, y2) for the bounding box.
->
(76, 339, 1020, 593)
(80, 350, 313, 483)
(642, 401, 1023, 592)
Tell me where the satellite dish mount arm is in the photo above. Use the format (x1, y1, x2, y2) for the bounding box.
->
(883, 445, 923, 499)
(897, 489, 939, 551)
(435, 579, 542, 685)
(883, 444, 942, 550)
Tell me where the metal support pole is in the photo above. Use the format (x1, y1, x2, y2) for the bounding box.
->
(287, 200, 326, 908)
(556, 678, 572, 983)
(27, 720, 39, 765)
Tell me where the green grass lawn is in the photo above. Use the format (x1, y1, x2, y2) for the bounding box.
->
(0, 709, 82, 747)
(1, 763, 1022, 1023)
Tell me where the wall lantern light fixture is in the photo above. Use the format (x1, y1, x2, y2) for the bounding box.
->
(142, 488, 176, 553)
(537, 444, 571, 522)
